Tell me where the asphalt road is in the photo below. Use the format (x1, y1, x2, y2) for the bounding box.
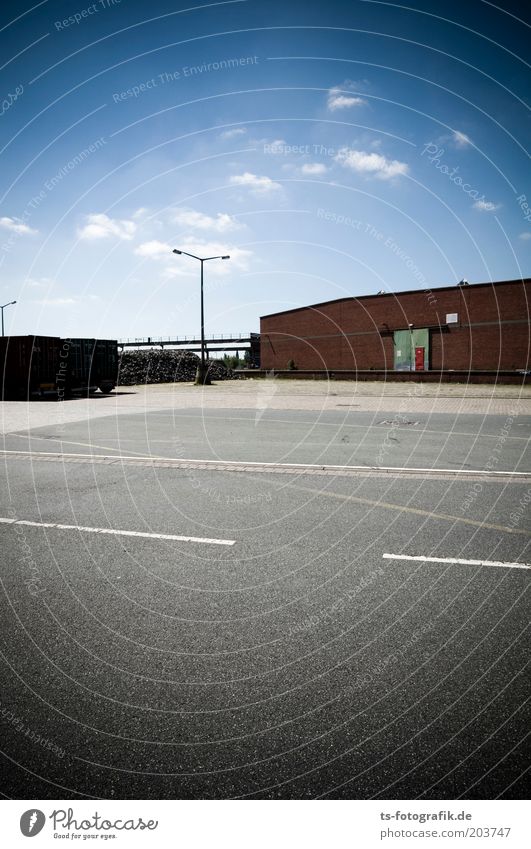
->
(1, 404, 529, 799)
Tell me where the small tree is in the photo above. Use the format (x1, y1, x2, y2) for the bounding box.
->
(222, 353, 241, 369)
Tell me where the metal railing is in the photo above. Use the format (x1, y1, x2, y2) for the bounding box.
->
(118, 333, 256, 344)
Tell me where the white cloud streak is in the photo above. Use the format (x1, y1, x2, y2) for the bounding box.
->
(136, 236, 251, 280)
(301, 163, 328, 176)
(162, 239, 251, 280)
(26, 277, 52, 288)
(328, 94, 365, 110)
(327, 81, 366, 111)
(0, 216, 37, 235)
(173, 208, 240, 232)
(220, 128, 247, 140)
(473, 200, 500, 212)
(77, 213, 136, 241)
(33, 295, 99, 306)
(230, 172, 282, 194)
(134, 240, 173, 258)
(452, 130, 472, 148)
(335, 148, 409, 179)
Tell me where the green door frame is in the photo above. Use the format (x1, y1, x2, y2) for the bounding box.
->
(393, 328, 429, 370)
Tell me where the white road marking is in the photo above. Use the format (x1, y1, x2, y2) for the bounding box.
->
(1, 448, 529, 478)
(383, 553, 531, 570)
(0, 517, 235, 546)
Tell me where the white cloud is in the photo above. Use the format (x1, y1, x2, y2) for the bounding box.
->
(301, 163, 328, 176)
(327, 82, 366, 111)
(137, 237, 251, 279)
(34, 297, 76, 306)
(78, 213, 136, 241)
(518, 232, 531, 240)
(168, 239, 252, 275)
(161, 265, 196, 280)
(132, 207, 148, 219)
(220, 128, 247, 140)
(134, 240, 173, 258)
(473, 200, 500, 212)
(253, 136, 286, 149)
(26, 277, 52, 288)
(173, 208, 240, 232)
(328, 94, 365, 110)
(452, 130, 472, 148)
(33, 294, 100, 306)
(335, 148, 409, 179)
(0, 216, 37, 235)
(230, 172, 282, 194)
(267, 139, 287, 150)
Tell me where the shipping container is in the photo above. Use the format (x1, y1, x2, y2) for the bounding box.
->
(0, 335, 119, 400)
(59, 338, 118, 395)
(0, 335, 61, 400)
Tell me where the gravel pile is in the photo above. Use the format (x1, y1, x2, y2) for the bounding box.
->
(117, 349, 232, 385)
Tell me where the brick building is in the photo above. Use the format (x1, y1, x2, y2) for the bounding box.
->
(260, 278, 530, 377)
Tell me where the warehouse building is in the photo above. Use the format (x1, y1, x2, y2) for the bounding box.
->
(260, 278, 530, 380)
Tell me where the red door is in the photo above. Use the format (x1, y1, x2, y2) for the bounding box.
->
(415, 346, 425, 371)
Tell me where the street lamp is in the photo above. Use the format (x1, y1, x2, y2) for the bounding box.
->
(1, 300, 16, 336)
(172, 249, 230, 385)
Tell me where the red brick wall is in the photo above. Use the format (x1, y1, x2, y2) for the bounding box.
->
(260, 279, 530, 371)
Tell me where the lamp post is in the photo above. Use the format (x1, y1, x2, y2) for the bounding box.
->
(172, 249, 230, 385)
(1, 300, 16, 336)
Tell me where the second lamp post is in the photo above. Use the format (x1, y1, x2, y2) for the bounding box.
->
(1, 300, 17, 336)
(172, 249, 230, 385)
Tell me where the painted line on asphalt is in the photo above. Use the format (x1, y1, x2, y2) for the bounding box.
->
(1, 449, 529, 479)
(150, 411, 531, 442)
(9, 432, 145, 457)
(3, 450, 529, 535)
(383, 553, 531, 570)
(276, 480, 530, 536)
(0, 517, 235, 546)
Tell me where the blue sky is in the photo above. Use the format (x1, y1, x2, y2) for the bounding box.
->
(0, 0, 529, 339)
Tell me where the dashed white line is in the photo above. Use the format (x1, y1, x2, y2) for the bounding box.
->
(383, 553, 531, 570)
(0, 517, 235, 546)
